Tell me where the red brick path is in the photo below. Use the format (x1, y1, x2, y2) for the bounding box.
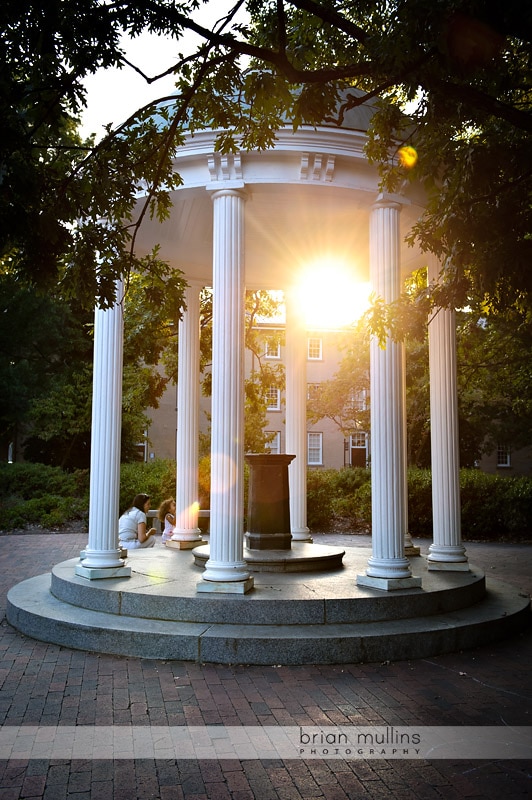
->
(0, 533, 530, 799)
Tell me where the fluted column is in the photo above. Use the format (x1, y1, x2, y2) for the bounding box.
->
(402, 344, 420, 556)
(168, 282, 204, 549)
(427, 257, 468, 570)
(357, 195, 421, 590)
(199, 187, 253, 592)
(284, 287, 312, 542)
(76, 281, 131, 579)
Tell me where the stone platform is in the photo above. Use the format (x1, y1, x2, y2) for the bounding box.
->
(192, 542, 345, 572)
(6, 543, 530, 665)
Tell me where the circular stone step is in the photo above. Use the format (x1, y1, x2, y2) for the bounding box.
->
(47, 548, 488, 625)
(192, 542, 346, 572)
(6, 571, 530, 664)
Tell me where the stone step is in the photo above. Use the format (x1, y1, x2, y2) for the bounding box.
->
(50, 552, 487, 625)
(7, 572, 530, 665)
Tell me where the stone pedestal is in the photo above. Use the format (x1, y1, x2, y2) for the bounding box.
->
(244, 454, 296, 551)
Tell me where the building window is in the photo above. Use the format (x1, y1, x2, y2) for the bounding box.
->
(307, 382, 321, 401)
(350, 432, 368, 468)
(496, 444, 511, 468)
(266, 432, 281, 454)
(264, 336, 281, 359)
(351, 432, 366, 448)
(346, 388, 367, 411)
(308, 432, 323, 465)
(307, 337, 322, 360)
(266, 386, 281, 411)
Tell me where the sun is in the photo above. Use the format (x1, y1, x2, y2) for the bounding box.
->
(296, 260, 371, 329)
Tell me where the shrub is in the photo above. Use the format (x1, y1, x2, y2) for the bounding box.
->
(2, 459, 531, 542)
(330, 468, 371, 527)
(459, 469, 532, 541)
(407, 468, 434, 538)
(119, 460, 176, 513)
(0, 462, 89, 530)
(306, 469, 336, 530)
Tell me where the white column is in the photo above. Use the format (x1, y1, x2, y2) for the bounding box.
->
(76, 281, 131, 579)
(357, 195, 421, 590)
(427, 257, 468, 571)
(284, 288, 312, 542)
(167, 283, 203, 549)
(402, 344, 420, 556)
(199, 187, 253, 592)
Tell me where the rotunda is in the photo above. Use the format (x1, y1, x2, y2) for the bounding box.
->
(7, 92, 529, 664)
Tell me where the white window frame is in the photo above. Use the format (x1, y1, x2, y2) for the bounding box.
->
(307, 337, 322, 361)
(264, 337, 281, 360)
(266, 386, 281, 411)
(351, 432, 367, 449)
(307, 382, 321, 401)
(347, 388, 368, 412)
(307, 432, 323, 465)
(266, 431, 281, 454)
(496, 444, 511, 468)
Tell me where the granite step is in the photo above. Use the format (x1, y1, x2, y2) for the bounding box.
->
(6, 571, 530, 665)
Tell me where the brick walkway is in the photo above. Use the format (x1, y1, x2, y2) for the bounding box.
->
(0, 532, 530, 799)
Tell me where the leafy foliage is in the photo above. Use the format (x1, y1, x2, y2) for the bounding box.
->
(2, 1, 531, 317)
(2, 2, 532, 478)
(2, 460, 531, 540)
(306, 465, 532, 540)
(307, 322, 370, 436)
(0, 462, 89, 529)
(0, 268, 186, 467)
(119, 459, 176, 514)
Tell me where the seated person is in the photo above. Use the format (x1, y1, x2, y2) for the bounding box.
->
(118, 493, 156, 549)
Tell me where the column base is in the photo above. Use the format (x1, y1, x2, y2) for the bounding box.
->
(80, 548, 128, 560)
(166, 537, 204, 551)
(428, 544, 469, 571)
(427, 559, 470, 572)
(75, 564, 131, 580)
(357, 574, 422, 592)
(404, 533, 420, 557)
(290, 528, 313, 543)
(196, 577, 254, 594)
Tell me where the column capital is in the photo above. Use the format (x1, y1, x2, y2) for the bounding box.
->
(207, 183, 246, 199)
(372, 192, 410, 211)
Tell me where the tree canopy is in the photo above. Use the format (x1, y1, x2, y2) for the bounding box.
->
(2, 0, 531, 467)
(1, 0, 531, 316)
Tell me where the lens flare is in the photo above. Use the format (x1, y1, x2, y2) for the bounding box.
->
(297, 261, 371, 329)
(398, 145, 418, 169)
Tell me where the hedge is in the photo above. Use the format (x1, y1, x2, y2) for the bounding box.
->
(1, 461, 531, 541)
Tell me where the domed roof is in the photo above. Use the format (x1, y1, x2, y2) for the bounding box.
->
(154, 85, 379, 137)
(325, 87, 379, 133)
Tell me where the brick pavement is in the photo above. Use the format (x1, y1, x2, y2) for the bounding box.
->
(0, 532, 530, 799)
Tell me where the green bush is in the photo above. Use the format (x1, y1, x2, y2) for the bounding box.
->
(304, 466, 532, 541)
(306, 469, 336, 529)
(119, 459, 176, 514)
(407, 467, 434, 538)
(1, 459, 531, 541)
(330, 468, 371, 527)
(459, 469, 532, 541)
(0, 462, 89, 530)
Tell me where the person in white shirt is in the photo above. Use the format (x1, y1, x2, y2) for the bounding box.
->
(118, 493, 157, 549)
